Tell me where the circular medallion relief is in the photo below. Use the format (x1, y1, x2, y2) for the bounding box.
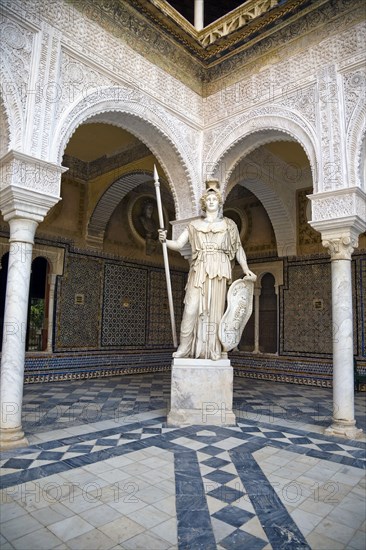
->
(128, 194, 170, 255)
(3, 24, 26, 49)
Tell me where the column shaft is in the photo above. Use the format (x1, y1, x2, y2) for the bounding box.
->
(194, 0, 204, 30)
(329, 259, 355, 426)
(253, 290, 260, 353)
(46, 274, 57, 352)
(0, 219, 38, 449)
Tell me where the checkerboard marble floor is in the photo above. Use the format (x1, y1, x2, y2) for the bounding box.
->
(1, 374, 365, 549)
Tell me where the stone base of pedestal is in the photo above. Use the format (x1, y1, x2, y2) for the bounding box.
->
(325, 419, 363, 439)
(167, 358, 236, 427)
(0, 426, 29, 450)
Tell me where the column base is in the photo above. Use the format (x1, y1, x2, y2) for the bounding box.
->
(0, 426, 29, 450)
(325, 419, 363, 439)
(167, 358, 236, 427)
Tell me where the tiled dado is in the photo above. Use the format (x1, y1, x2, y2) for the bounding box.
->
(23, 351, 173, 384)
(231, 353, 334, 388)
(22, 351, 365, 387)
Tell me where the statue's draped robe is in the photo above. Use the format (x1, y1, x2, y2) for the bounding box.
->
(179, 217, 241, 360)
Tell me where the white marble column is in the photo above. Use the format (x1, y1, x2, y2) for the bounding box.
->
(0, 218, 38, 448)
(323, 236, 362, 438)
(274, 284, 279, 354)
(253, 287, 261, 353)
(46, 273, 57, 352)
(194, 0, 204, 30)
(0, 151, 65, 449)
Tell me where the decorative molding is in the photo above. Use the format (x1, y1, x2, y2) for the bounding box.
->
(308, 187, 366, 225)
(62, 142, 150, 181)
(317, 64, 344, 191)
(199, 0, 282, 47)
(346, 100, 366, 189)
(342, 66, 366, 131)
(0, 150, 67, 197)
(53, 86, 200, 219)
(204, 107, 318, 193)
(87, 170, 154, 244)
(227, 150, 298, 258)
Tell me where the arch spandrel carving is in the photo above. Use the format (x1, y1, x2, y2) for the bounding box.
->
(0, 60, 25, 154)
(52, 86, 200, 220)
(346, 100, 366, 190)
(203, 107, 319, 193)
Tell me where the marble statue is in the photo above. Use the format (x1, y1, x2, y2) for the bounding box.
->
(159, 180, 256, 360)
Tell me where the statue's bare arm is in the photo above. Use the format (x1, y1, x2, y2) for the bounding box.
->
(158, 228, 189, 251)
(236, 246, 257, 280)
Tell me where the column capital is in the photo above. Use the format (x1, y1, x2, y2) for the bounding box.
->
(322, 234, 357, 260)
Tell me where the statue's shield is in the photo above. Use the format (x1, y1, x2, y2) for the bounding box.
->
(219, 277, 255, 352)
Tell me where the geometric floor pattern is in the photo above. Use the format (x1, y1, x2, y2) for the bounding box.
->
(1, 374, 365, 549)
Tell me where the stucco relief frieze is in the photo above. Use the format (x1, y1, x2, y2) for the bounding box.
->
(53, 86, 200, 218)
(0, 20, 33, 113)
(56, 51, 119, 123)
(0, 151, 66, 197)
(0, 18, 35, 150)
(203, 106, 318, 191)
(317, 64, 343, 192)
(32, 30, 63, 159)
(310, 189, 366, 226)
(204, 62, 318, 127)
(342, 67, 366, 131)
(204, 17, 365, 124)
(48, 0, 202, 124)
(312, 195, 354, 221)
(347, 102, 366, 189)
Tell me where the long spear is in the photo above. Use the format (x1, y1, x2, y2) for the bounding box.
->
(153, 165, 178, 348)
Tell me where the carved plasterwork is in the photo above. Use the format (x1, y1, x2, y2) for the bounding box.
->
(346, 100, 366, 190)
(204, 107, 318, 194)
(53, 86, 200, 219)
(0, 17, 34, 151)
(309, 188, 366, 224)
(34, 0, 202, 120)
(317, 64, 344, 192)
(31, 29, 62, 159)
(203, 2, 365, 96)
(226, 149, 301, 258)
(0, 97, 10, 158)
(56, 51, 119, 125)
(87, 170, 156, 243)
(342, 66, 366, 131)
(0, 151, 67, 197)
(205, 76, 318, 130)
(0, 19, 33, 113)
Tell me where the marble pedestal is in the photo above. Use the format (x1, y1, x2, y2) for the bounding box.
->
(167, 358, 236, 426)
